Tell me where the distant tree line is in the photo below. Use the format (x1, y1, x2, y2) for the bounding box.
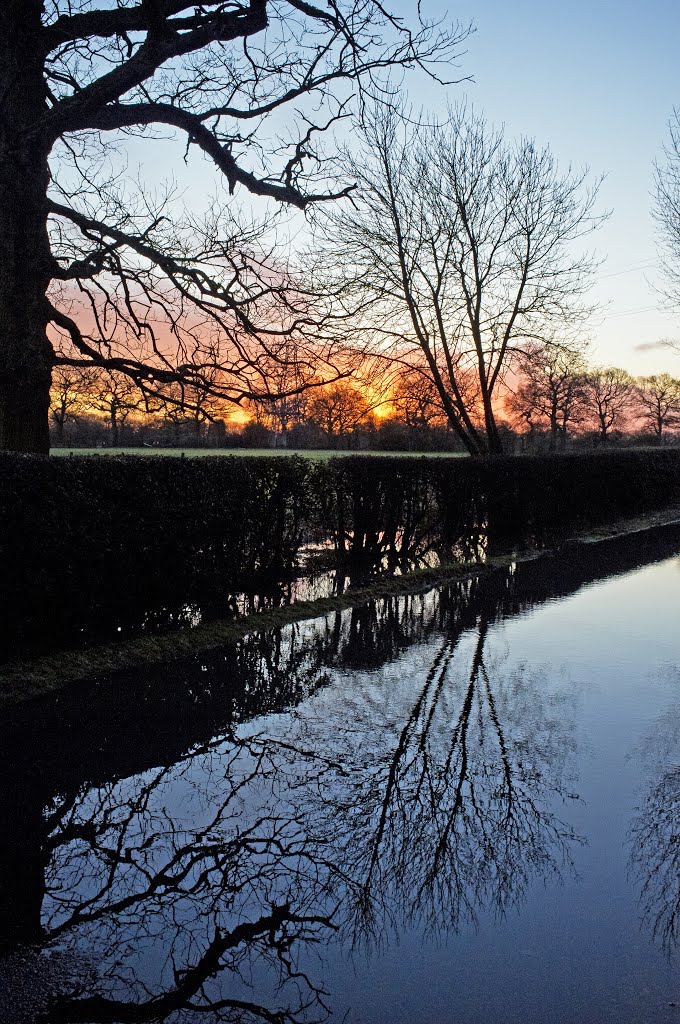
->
(49, 347, 680, 451)
(507, 343, 680, 450)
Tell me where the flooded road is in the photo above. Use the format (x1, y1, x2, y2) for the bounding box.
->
(1, 526, 680, 1023)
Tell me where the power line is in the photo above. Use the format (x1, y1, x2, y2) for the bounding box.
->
(600, 263, 658, 279)
(602, 305, 660, 321)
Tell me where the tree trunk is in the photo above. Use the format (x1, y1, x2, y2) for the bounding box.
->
(110, 407, 120, 447)
(53, 406, 66, 445)
(481, 390, 502, 454)
(0, 2, 54, 454)
(0, 786, 49, 950)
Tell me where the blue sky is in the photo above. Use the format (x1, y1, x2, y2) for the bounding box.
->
(406, 0, 680, 373)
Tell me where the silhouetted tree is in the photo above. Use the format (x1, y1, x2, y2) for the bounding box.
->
(281, 617, 582, 943)
(49, 363, 89, 443)
(391, 368, 448, 429)
(508, 342, 589, 449)
(314, 104, 603, 454)
(631, 764, 680, 956)
(307, 381, 372, 440)
(41, 737, 339, 1024)
(85, 367, 145, 446)
(159, 353, 232, 445)
(634, 373, 680, 440)
(247, 340, 316, 444)
(583, 366, 635, 443)
(629, 674, 680, 956)
(0, 1, 465, 453)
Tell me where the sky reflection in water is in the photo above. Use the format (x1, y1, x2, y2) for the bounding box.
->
(1, 532, 680, 1023)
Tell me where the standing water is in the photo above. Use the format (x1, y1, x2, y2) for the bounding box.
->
(1, 525, 679, 1023)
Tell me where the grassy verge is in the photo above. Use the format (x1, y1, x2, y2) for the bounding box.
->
(49, 447, 467, 459)
(2, 504, 679, 710)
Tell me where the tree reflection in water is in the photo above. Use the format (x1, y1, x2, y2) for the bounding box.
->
(32, 601, 581, 1023)
(629, 671, 680, 958)
(282, 617, 581, 945)
(43, 735, 340, 1023)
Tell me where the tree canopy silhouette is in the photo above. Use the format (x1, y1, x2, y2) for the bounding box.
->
(313, 104, 604, 453)
(0, 1, 465, 452)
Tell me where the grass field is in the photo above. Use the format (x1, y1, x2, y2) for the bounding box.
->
(50, 447, 467, 459)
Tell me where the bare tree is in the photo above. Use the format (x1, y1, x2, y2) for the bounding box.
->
(391, 367, 449, 429)
(314, 104, 603, 454)
(630, 764, 680, 956)
(247, 338, 318, 443)
(634, 373, 680, 440)
(628, 676, 680, 957)
(160, 382, 225, 445)
(156, 344, 234, 444)
(49, 363, 89, 443)
(0, 2, 467, 454)
(307, 381, 371, 439)
(507, 342, 589, 450)
(38, 736, 339, 1024)
(654, 109, 680, 309)
(84, 366, 145, 446)
(288, 617, 582, 943)
(583, 366, 635, 443)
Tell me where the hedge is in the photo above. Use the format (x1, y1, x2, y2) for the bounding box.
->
(2, 448, 680, 659)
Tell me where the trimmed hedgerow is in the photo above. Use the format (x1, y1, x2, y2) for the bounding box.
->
(2, 448, 680, 659)
(319, 448, 680, 559)
(0, 454, 318, 657)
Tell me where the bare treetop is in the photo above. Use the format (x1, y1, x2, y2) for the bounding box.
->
(40, 0, 467, 207)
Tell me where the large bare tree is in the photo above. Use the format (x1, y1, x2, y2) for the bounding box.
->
(0, 1, 465, 453)
(307, 379, 372, 438)
(313, 105, 603, 454)
(391, 366, 448, 429)
(49, 362, 89, 443)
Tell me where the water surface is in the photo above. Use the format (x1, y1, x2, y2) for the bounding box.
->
(1, 527, 679, 1023)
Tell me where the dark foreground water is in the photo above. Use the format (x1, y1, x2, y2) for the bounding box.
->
(1, 526, 680, 1023)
